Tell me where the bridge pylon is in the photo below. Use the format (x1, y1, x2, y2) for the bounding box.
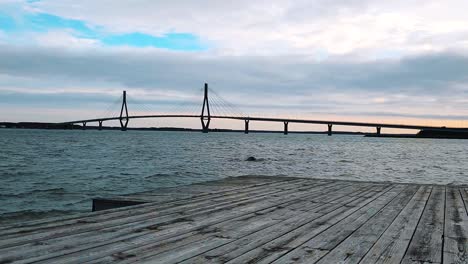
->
(200, 83, 211, 133)
(120, 91, 129, 131)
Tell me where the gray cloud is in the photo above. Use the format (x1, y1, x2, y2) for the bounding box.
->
(3, 0, 468, 125)
(1, 45, 468, 92)
(1, 45, 468, 121)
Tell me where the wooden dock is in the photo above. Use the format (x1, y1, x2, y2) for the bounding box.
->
(0, 176, 467, 263)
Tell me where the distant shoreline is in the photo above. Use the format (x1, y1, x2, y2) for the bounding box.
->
(2, 121, 468, 139)
(0, 122, 366, 135)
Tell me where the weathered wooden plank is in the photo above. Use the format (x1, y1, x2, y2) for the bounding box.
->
(91, 197, 336, 264)
(0, 179, 318, 252)
(1, 180, 346, 263)
(460, 187, 468, 215)
(89, 183, 374, 263)
(26, 182, 357, 264)
(118, 204, 325, 264)
(312, 185, 419, 264)
(223, 185, 399, 264)
(443, 186, 468, 264)
(0, 177, 304, 236)
(1, 177, 465, 264)
(0, 179, 254, 231)
(276, 185, 418, 264)
(297, 187, 410, 250)
(0, 176, 302, 235)
(358, 185, 432, 264)
(32, 182, 360, 264)
(0, 179, 320, 241)
(192, 185, 398, 264)
(400, 186, 445, 264)
(0, 178, 312, 245)
(256, 185, 408, 264)
(105, 177, 292, 202)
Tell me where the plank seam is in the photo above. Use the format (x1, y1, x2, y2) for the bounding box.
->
(0, 180, 325, 248)
(296, 185, 413, 263)
(169, 184, 382, 263)
(441, 186, 447, 264)
(459, 188, 468, 216)
(0, 178, 300, 232)
(221, 184, 397, 264)
(12, 181, 350, 263)
(314, 185, 419, 264)
(399, 186, 434, 264)
(0, 179, 313, 241)
(263, 185, 400, 263)
(356, 186, 420, 264)
(90, 183, 364, 263)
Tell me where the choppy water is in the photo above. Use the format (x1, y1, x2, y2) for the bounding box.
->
(1, 129, 467, 224)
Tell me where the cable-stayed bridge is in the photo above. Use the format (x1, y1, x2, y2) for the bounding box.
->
(60, 83, 468, 135)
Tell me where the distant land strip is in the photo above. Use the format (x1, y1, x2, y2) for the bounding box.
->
(2, 121, 468, 139)
(0, 122, 367, 135)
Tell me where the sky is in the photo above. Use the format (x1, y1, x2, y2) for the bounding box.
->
(1, 0, 468, 131)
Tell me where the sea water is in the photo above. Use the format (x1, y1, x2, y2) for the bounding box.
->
(1, 129, 467, 224)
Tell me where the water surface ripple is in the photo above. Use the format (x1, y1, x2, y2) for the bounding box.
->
(1, 129, 467, 224)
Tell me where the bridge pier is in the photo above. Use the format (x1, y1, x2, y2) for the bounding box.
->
(82, 122, 87, 130)
(119, 91, 129, 132)
(284, 122, 289, 135)
(244, 120, 249, 134)
(328, 124, 332, 136)
(201, 124, 209, 133)
(200, 83, 211, 133)
(98, 121, 103, 131)
(376, 126, 381, 136)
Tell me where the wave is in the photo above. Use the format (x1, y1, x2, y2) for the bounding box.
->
(0, 188, 67, 199)
(0, 209, 80, 226)
(144, 173, 174, 179)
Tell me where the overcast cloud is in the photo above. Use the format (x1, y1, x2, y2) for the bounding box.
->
(1, 0, 468, 126)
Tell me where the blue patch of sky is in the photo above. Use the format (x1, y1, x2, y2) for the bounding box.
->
(26, 13, 97, 37)
(0, 13, 17, 31)
(102, 32, 206, 51)
(0, 10, 98, 37)
(0, 8, 206, 51)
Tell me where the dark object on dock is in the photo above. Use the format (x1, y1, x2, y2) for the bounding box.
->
(246, 156, 257, 161)
(91, 199, 145, 212)
(1, 176, 467, 263)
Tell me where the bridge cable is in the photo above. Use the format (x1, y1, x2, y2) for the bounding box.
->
(209, 94, 234, 117)
(162, 89, 202, 116)
(209, 96, 231, 117)
(208, 88, 246, 117)
(99, 94, 123, 119)
(127, 95, 166, 127)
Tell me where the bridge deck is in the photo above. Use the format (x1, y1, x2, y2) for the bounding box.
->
(0, 176, 467, 263)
